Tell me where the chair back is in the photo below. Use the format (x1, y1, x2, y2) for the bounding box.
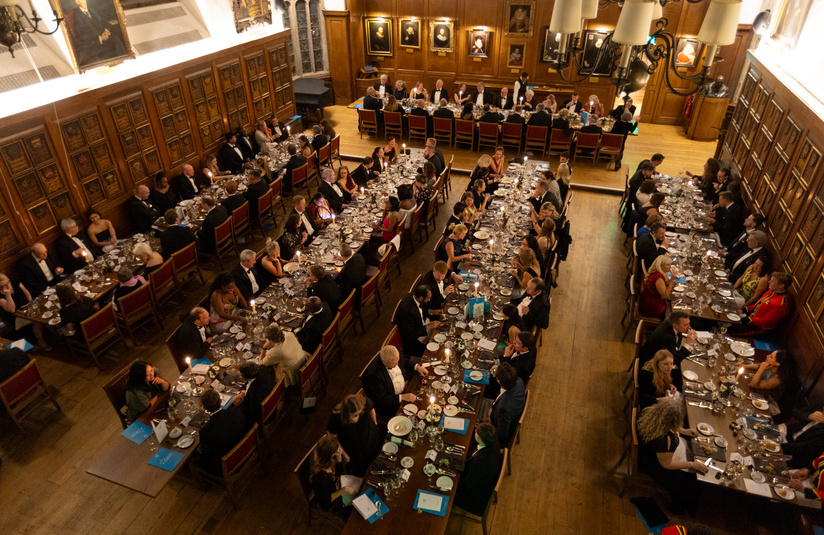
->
(149, 259, 176, 300)
(258, 189, 273, 220)
(300, 348, 322, 397)
(320, 312, 340, 366)
(306, 151, 317, 170)
(455, 118, 475, 136)
(382, 325, 401, 349)
(526, 125, 548, 141)
(359, 271, 379, 308)
(411, 203, 424, 229)
(260, 377, 285, 426)
(270, 176, 283, 199)
(292, 162, 308, 187)
(433, 117, 453, 135)
(81, 303, 119, 344)
(576, 132, 601, 149)
(317, 142, 331, 167)
(337, 289, 356, 338)
(232, 201, 250, 227)
(549, 128, 571, 143)
(172, 242, 197, 272)
(478, 122, 499, 137)
(102, 361, 135, 429)
(408, 114, 427, 132)
(384, 110, 403, 128)
(165, 325, 187, 373)
(433, 235, 445, 261)
(214, 217, 233, 245)
(330, 134, 341, 157)
(600, 132, 625, 151)
(222, 423, 260, 477)
(502, 121, 523, 139)
(294, 437, 323, 506)
(0, 361, 42, 411)
(358, 352, 380, 388)
(118, 283, 154, 317)
(358, 108, 377, 125)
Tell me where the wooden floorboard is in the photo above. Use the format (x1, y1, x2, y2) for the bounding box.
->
(0, 122, 799, 535)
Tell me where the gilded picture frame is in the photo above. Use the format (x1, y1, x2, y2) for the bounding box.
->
(365, 17, 393, 56)
(429, 20, 454, 53)
(53, 0, 134, 73)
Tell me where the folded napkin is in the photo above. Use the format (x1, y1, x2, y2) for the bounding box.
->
(743, 477, 773, 497)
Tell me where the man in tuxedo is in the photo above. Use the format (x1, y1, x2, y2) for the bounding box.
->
(709, 191, 746, 247)
(17, 242, 63, 299)
(420, 261, 462, 315)
(501, 331, 537, 385)
(727, 230, 769, 284)
(306, 264, 341, 311)
(453, 423, 503, 515)
(362, 87, 382, 112)
(55, 218, 99, 273)
(433, 98, 455, 122)
(219, 132, 249, 174)
(479, 103, 504, 124)
(425, 138, 446, 174)
(637, 153, 666, 174)
(290, 195, 316, 244)
(639, 311, 696, 365)
(725, 213, 765, 261)
(430, 79, 449, 104)
(526, 103, 552, 127)
(489, 363, 526, 445)
(281, 143, 307, 192)
(318, 168, 350, 213)
(178, 307, 213, 360)
(268, 116, 289, 142)
(125, 185, 160, 233)
(628, 162, 655, 212)
(295, 297, 333, 353)
(235, 127, 256, 160)
(196, 389, 247, 476)
(497, 87, 514, 111)
(510, 277, 550, 331)
(528, 180, 551, 213)
(243, 169, 269, 222)
(159, 209, 195, 258)
(443, 202, 468, 237)
(220, 180, 246, 214)
(373, 74, 390, 98)
(396, 286, 440, 358)
(562, 91, 583, 113)
(636, 223, 669, 273)
(336, 244, 366, 301)
(363, 345, 428, 420)
(784, 403, 824, 469)
(233, 362, 276, 426)
(172, 164, 200, 201)
(506, 105, 526, 124)
(423, 145, 444, 178)
(232, 250, 261, 302)
(197, 196, 229, 255)
(473, 82, 493, 107)
(351, 156, 375, 189)
(311, 125, 328, 153)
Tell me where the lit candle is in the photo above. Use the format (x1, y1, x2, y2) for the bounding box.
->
(360, 186, 365, 195)
(474, 281, 479, 296)
(489, 239, 494, 252)
(736, 366, 744, 384)
(500, 205, 505, 213)
(524, 156, 528, 164)
(295, 250, 301, 265)
(444, 348, 451, 364)
(459, 90, 463, 97)
(331, 214, 336, 225)
(430, 395, 436, 405)
(520, 96, 524, 104)
(250, 299, 256, 314)
(185, 356, 191, 373)
(589, 100, 594, 107)
(402, 143, 406, 155)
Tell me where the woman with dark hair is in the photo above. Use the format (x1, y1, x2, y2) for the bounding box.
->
(371, 146, 386, 170)
(125, 360, 169, 423)
(537, 219, 556, 257)
(460, 101, 475, 120)
(310, 435, 354, 517)
(336, 165, 356, 197)
(523, 235, 544, 268)
(57, 285, 98, 338)
(636, 179, 658, 205)
(743, 350, 795, 405)
(0, 273, 48, 349)
(733, 257, 771, 307)
(686, 157, 720, 198)
(150, 173, 177, 215)
(489, 147, 506, 178)
(383, 136, 398, 164)
(326, 394, 382, 477)
(471, 179, 490, 212)
(397, 184, 416, 230)
(373, 196, 401, 243)
(309, 192, 333, 229)
(320, 118, 337, 139)
(299, 135, 313, 159)
(636, 192, 665, 222)
(413, 173, 433, 208)
(87, 208, 117, 252)
(277, 214, 306, 261)
(209, 273, 247, 333)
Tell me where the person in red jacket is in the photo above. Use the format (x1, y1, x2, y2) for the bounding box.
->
(790, 449, 824, 501)
(730, 272, 792, 336)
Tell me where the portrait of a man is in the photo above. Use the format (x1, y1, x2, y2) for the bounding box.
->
(400, 19, 420, 49)
(430, 21, 453, 52)
(508, 44, 524, 67)
(505, 1, 535, 37)
(468, 30, 491, 58)
(365, 18, 393, 56)
(59, 0, 132, 72)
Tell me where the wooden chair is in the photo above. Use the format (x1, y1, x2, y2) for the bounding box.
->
(384, 110, 404, 139)
(525, 125, 548, 158)
(231, 201, 252, 248)
(358, 352, 380, 390)
(165, 325, 188, 373)
(426, 192, 439, 234)
(337, 289, 357, 338)
(501, 122, 524, 152)
(454, 118, 475, 150)
(358, 109, 378, 139)
(299, 348, 325, 410)
(0, 358, 61, 433)
(102, 360, 136, 429)
(255, 189, 275, 238)
(613, 406, 663, 498)
(573, 132, 601, 165)
(596, 133, 626, 169)
(317, 142, 332, 169)
(291, 162, 310, 196)
(506, 390, 530, 475)
(376, 243, 394, 300)
(211, 217, 238, 270)
(433, 235, 445, 261)
(270, 175, 287, 215)
(354, 271, 380, 333)
(548, 127, 573, 154)
(191, 423, 264, 509)
(432, 117, 453, 147)
(116, 284, 162, 345)
(259, 377, 285, 451)
(382, 325, 402, 350)
(65, 304, 127, 369)
(330, 134, 342, 167)
(408, 114, 428, 143)
(451, 448, 508, 535)
(293, 436, 347, 528)
(171, 242, 204, 287)
(402, 203, 425, 254)
(148, 259, 183, 314)
(445, 154, 454, 192)
(306, 151, 320, 190)
(477, 122, 500, 152)
(320, 312, 343, 371)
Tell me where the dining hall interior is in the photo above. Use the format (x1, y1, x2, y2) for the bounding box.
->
(1, 0, 824, 533)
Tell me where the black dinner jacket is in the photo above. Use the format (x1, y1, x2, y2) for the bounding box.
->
(197, 405, 247, 476)
(714, 202, 746, 247)
(198, 206, 229, 254)
(17, 253, 61, 299)
(221, 193, 247, 215)
(219, 143, 247, 174)
(503, 347, 537, 384)
(362, 95, 382, 111)
(610, 104, 637, 120)
(497, 95, 514, 110)
(172, 173, 199, 201)
(580, 124, 603, 135)
(309, 274, 342, 311)
(429, 87, 449, 103)
(505, 113, 525, 124)
(396, 292, 428, 358)
(318, 181, 351, 213)
(410, 106, 430, 118)
(725, 230, 752, 267)
(296, 303, 333, 354)
(244, 180, 269, 221)
(282, 154, 307, 188)
(432, 107, 455, 125)
(728, 247, 769, 285)
(231, 262, 261, 302)
(527, 110, 552, 127)
(54, 232, 100, 274)
(177, 317, 212, 360)
(562, 99, 583, 113)
(636, 232, 667, 274)
(237, 134, 256, 160)
(472, 91, 494, 106)
(125, 196, 160, 233)
(363, 352, 417, 420)
(479, 111, 504, 123)
(242, 365, 276, 426)
(453, 445, 503, 516)
(337, 253, 366, 301)
(491, 377, 526, 445)
(639, 319, 692, 365)
(311, 134, 328, 153)
(425, 153, 444, 178)
(160, 225, 195, 259)
(611, 120, 637, 136)
(351, 164, 372, 189)
(784, 422, 824, 469)
(420, 270, 450, 313)
(510, 291, 550, 331)
(373, 82, 391, 94)
(550, 117, 571, 135)
(290, 207, 316, 238)
(529, 192, 549, 214)
(268, 122, 289, 142)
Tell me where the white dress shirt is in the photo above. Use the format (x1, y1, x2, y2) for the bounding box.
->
(70, 235, 94, 262)
(475, 91, 485, 107)
(35, 255, 54, 282)
(331, 182, 344, 197)
(732, 246, 762, 271)
(246, 267, 259, 294)
(230, 143, 243, 159)
(197, 324, 207, 342)
(435, 279, 445, 297)
(186, 174, 198, 192)
(387, 365, 405, 398)
(433, 89, 443, 102)
(296, 210, 314, 236)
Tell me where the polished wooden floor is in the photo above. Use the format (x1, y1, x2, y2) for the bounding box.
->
(0, 121, 798, 535)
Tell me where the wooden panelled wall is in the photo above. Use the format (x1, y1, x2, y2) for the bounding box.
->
(0, 30, 295, 274)
(334, 0, 734, 122)
(721, 52, 824, 401)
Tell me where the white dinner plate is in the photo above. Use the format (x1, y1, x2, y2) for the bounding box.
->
(434, 365, 447, 375)
(750, 471, 766, 484)
(717, 289, 732, 297)
(714, 270, 727, 277)
(458, 284, 470, 291)
(42, 311, 53, 319)
(724, 353, 736, 362)
(493, 313, 505, 321)
(686, 291, 697, 299)
(433, 334, 446, 343)
(447, 307, 461, 315)
(426, 342, 440, 352)
(388, 416, 413, 436)
(682, 370, 699, 381)
(448, 396, 459, 405)
(501, 289, 512, 296)
(474, 230, 490, 240)
(417, 410, 427, 420)
(49, 317, 61, 325)
(730, 341, 755, 357)
(403, 403, 418, 416)
(775, 485, 795, 501)
(697, 422, 715, 436)
(752, 399, 770, 411)
(401, 456, 414, 468)
(726, 313, 741, 322)
(714, 436, 728, 448)
(674, 285, 686, 292)
(219, 358, 232, 367)
(176, 435, 195, 449)
(235, 332, 246, 340)
(229, 325, 241, 333)
(443, 405, 459, 417)
(461, 332, 474, 340)
(703, 381, 717, 391)
(764, 439, 780, 453)
(175, 382, 191, 393)
(461, 360, 473, 369)
(469, 371, 483, 381)
(283, 262, 299, 274)
(382, 442, 399, 455)
(471, 244, 483, 250)
(436, 475, 454, 490)
(193, 375, 205, 385)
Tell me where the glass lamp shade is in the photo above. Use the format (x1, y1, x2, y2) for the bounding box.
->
(614, 0, 655, 46)
(652, 0, 663, 21)
(582, 0, 599, 20)
(549, 0, 583, 34)
(697, 0, 743, 46)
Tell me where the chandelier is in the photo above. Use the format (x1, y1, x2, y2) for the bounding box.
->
(549, 0, 744, 97)
(0, 0, 64, 58)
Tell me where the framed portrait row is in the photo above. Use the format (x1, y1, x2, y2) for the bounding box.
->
(365, 18, 502, 57)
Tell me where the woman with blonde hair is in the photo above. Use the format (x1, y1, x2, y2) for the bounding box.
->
(409, 81, 428, 100)
(639, 349, 682, 408)
(537, 218, 556, 254)
(383, 95, 405, 117)
(639, 254, 676, 317)
(556, 163, 571, 202)
(132, 242, 164, 274)
(543, 94, 557, 113)
(439, 223, 473, 270)
(585, 94, 605, 117)
(259, 323, 307, 386)
(0, 273, 48, 349)
(258, 238, 284, 287)
(511, 248, 540, 289)
(202, 154, 231, 187)
(327, 393, 381, 477)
